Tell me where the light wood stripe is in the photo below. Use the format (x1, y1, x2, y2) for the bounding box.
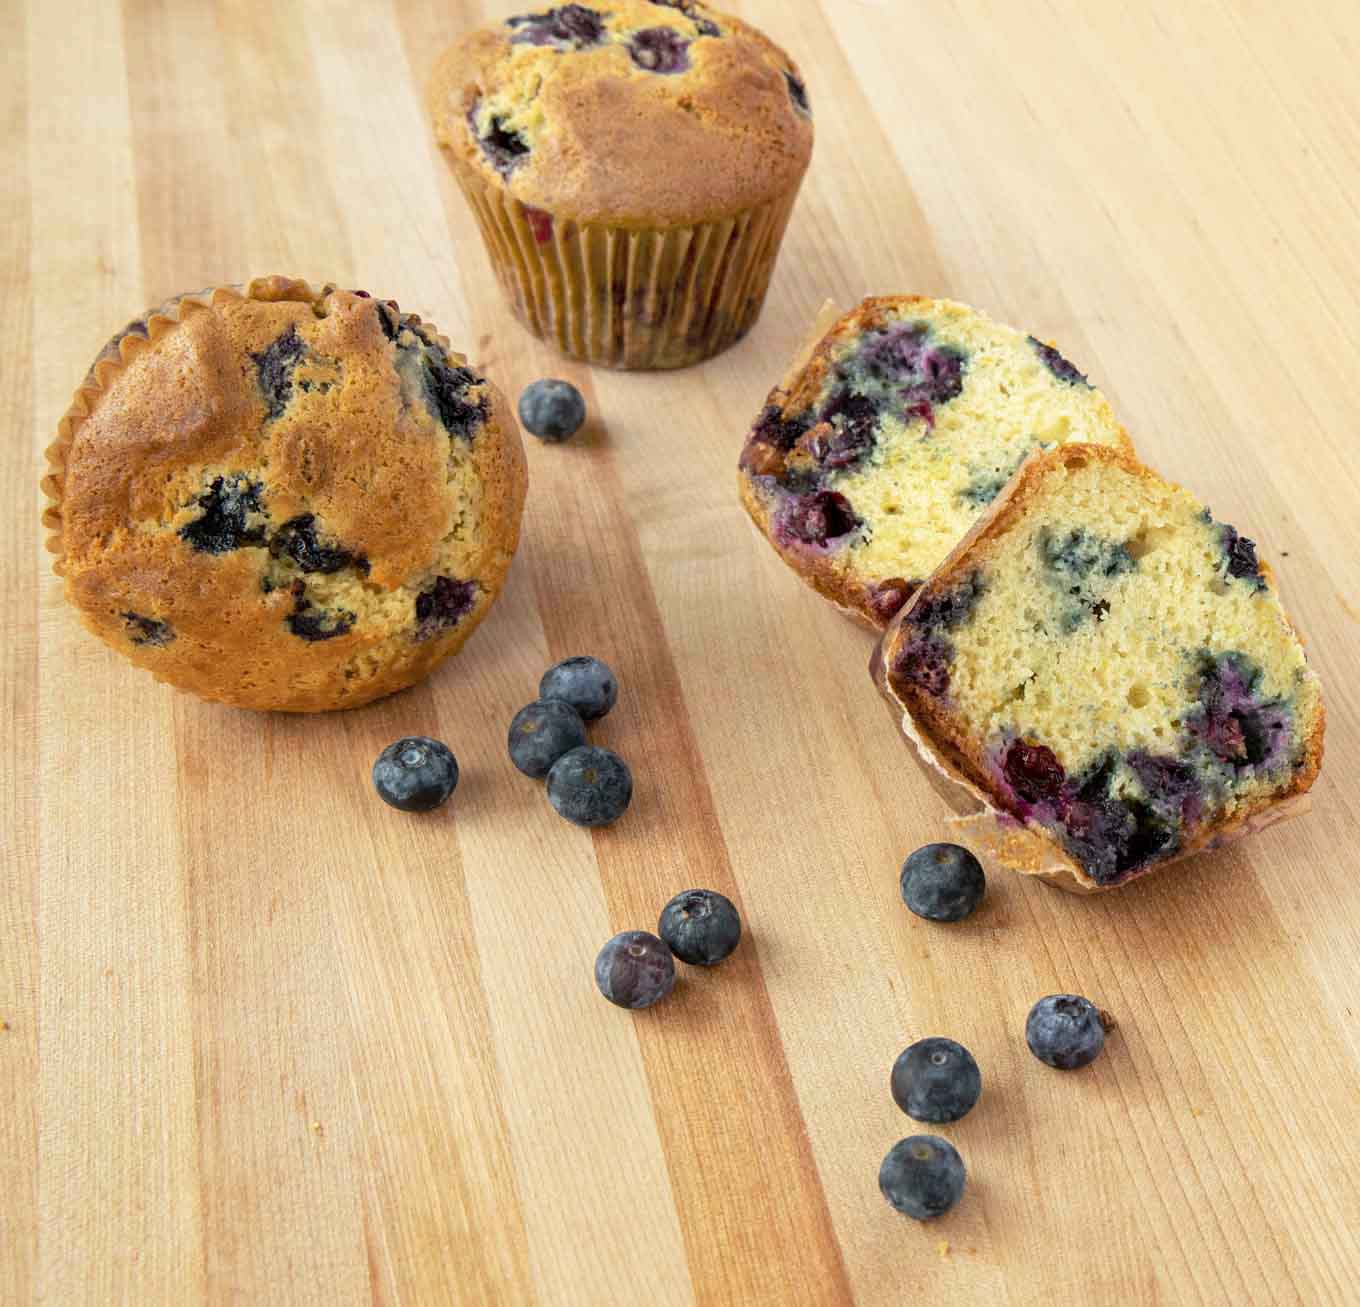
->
(1, 5, 37, 1304)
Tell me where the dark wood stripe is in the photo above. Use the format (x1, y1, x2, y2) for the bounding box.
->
(518, 426, 855, 1304)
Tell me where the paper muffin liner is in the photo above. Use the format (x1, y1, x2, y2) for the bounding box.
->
(449, 159, 804, 370)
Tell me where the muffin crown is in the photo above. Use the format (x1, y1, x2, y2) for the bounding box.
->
(42, 278, 527, 712)
(427, 1, 813, 226)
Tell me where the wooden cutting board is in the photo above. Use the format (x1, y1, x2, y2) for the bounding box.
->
(6, 1, 1360, 1303)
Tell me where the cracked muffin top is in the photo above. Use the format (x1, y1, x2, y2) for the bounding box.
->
(427, 1, 813, 225)
(42, 278, 526, 712)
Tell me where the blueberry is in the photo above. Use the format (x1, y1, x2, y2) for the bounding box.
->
(547, 746, 632, 827)
(1025, 994, 1109, 1070)
(508, 699, 588, 779)
(468, 105, 531, 176)
(518, 379, 587, 443)
(595, 930, 675, 1009)
(539, 656, 617, 721)
(179, 475, 267, 554)
(414, 576, 478, 641)
(785, 70, 811, 116)
(1028, 336, 1091, 387)
(658, 889, 741, 966)
(507, 4, 606, 48)
(268, 514, 365, 575)
(372, 737, 459, 812)
(121, 612, 175, 647)
(890, 1038, 982, 1124)
(252, 324, 307, 419)
(879, 1136, 965, 1221)
(629, 27, 692, 74)
(900, 844, 985, 923)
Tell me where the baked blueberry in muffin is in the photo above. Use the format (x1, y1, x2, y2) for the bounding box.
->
(871, 444, 1324, 891)
(738, 297, 1133, 627)
(42, 278, 527, 712)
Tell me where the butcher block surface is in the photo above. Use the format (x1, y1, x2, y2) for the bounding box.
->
(5, 1, 1360, 1304)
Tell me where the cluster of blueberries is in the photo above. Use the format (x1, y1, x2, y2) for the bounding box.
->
(509, 656, 633, 826)
(372, 378, 1114, 1226)
(370, 655, 633, 827)
(595, 889, 743, 1010)
(882, 844, 1112, 1220)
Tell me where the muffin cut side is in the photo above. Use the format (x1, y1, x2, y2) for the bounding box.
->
(738, 297, 1133, 627)
(875, 445, 1323, 890)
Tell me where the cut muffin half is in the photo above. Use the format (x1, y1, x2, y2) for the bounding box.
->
(738, 296, 1133, 626)
(871, 444, 1324, 891)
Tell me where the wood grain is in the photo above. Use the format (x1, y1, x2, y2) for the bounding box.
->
(7, 1, 1360, 1303)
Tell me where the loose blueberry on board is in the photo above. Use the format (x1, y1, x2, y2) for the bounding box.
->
(372, 737, 460, 812)
(508, 699, 588, 779)
(879, 1136, 966, 1221)
(595, 931, 676, 1009)
(539, 655, 617, 720)
(1025, 994, 1110, 1069)
(900, 844, 986, 923)
(658, 889, 742, 966)
(890, 1038, 982, 1124)
(518, 379, 587, 443)
(547, 746, 633, 827)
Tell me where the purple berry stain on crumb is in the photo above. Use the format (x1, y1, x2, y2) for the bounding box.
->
(507, 4, 606, 47)
(777, 490, 861, 547)
(891, 633, 953, 697)
(179, 476, 267, 555)
(1188, 651, 1290, 770)
(415, 576, 478, 641)
(1028, 336, 1091, 387)
(1003, 740, 1066, 806)
(869, 578, 917, 623)
(629, 27, 691, 73)
(122, 612, 174, 647)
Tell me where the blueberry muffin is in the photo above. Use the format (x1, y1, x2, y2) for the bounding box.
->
(871, 444, 1324, 891)
(738, 297, 1134, 627)
(42, 278, 527, 712)
(426, 1, 813, 369)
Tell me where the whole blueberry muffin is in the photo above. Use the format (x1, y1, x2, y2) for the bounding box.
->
(871, 445, 1324, 891)
(738, 296, 1133, 627)
(42, 278, 527, 712)
(426, 1, 813, 369)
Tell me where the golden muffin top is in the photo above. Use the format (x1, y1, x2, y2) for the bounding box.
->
(427, 1, 814, 226)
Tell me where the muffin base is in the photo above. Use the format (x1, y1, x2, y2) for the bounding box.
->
(451, 157, 802, 370)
